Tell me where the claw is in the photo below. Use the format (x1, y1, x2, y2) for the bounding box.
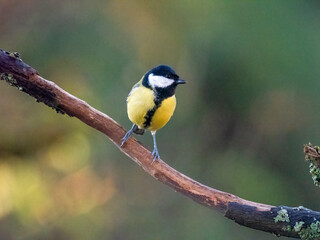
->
(120, 139, 126, 147)
(152, 148, 160, 163)
(151, 131, 160, 164)
(121, 132, 130, 146)
(121, 125, 135, 147)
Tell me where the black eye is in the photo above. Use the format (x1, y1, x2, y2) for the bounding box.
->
(166, 73, 173, 79)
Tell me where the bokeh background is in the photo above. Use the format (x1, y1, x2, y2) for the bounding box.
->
(1, 1, 320, 239)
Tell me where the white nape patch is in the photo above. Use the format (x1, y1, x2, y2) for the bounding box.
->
(148, 73, 174, 89)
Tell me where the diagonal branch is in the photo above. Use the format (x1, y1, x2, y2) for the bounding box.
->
(1, 49, 320, 239)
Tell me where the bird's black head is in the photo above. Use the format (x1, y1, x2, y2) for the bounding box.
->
(142, 65, 186, 100)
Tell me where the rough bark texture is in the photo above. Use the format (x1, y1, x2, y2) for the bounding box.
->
(1, 49, 320, 239)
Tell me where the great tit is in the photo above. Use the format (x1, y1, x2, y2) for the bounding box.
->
(121, 65, 186, 162)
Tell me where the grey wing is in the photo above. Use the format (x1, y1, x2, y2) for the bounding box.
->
(126, 82, 140, 103)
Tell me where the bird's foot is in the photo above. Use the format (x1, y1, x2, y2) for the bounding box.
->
(121, 130, 133, 147)
(151, 148, 160, 163)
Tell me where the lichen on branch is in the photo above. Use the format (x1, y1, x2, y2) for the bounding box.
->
(304, 143, 320, 187)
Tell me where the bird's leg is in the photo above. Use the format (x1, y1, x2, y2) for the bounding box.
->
(121, 124, 135, 146)
(151, 131, 160, 163)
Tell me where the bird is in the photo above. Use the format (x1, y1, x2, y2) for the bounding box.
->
(121, 65, 186, 163)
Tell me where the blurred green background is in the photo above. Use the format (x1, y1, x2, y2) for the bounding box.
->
(1, 0, 320, 239)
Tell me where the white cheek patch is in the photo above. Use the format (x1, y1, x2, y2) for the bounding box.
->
(148, 73, 174, 89)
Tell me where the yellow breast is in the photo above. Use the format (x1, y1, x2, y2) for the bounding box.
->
(127, 83, 154, 128)
(148, 96, 176, 131)
(126, 82, 176, 131)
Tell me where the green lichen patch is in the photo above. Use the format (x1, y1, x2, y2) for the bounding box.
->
(309, 162, 320, 187)
(304, 143, 320, 187)
(0, 73, 18, 86)
(9, 51, 21, 60)
(282, 219, 320, 239)
(298, 221, 320, 240)
(282, 225, 292, 232)
(294, 206, 309, 211)
(274, 208, 290, 223)
(294, 221, 305, 232)
(277, 205, 320, 239)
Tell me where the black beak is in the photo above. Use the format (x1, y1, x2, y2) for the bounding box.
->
(176, 79, 186, 84)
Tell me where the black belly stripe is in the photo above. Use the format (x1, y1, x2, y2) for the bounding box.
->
(143, 99, 162, 129)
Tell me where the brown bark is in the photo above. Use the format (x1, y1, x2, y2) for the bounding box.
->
(1, 49, 319, 239)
